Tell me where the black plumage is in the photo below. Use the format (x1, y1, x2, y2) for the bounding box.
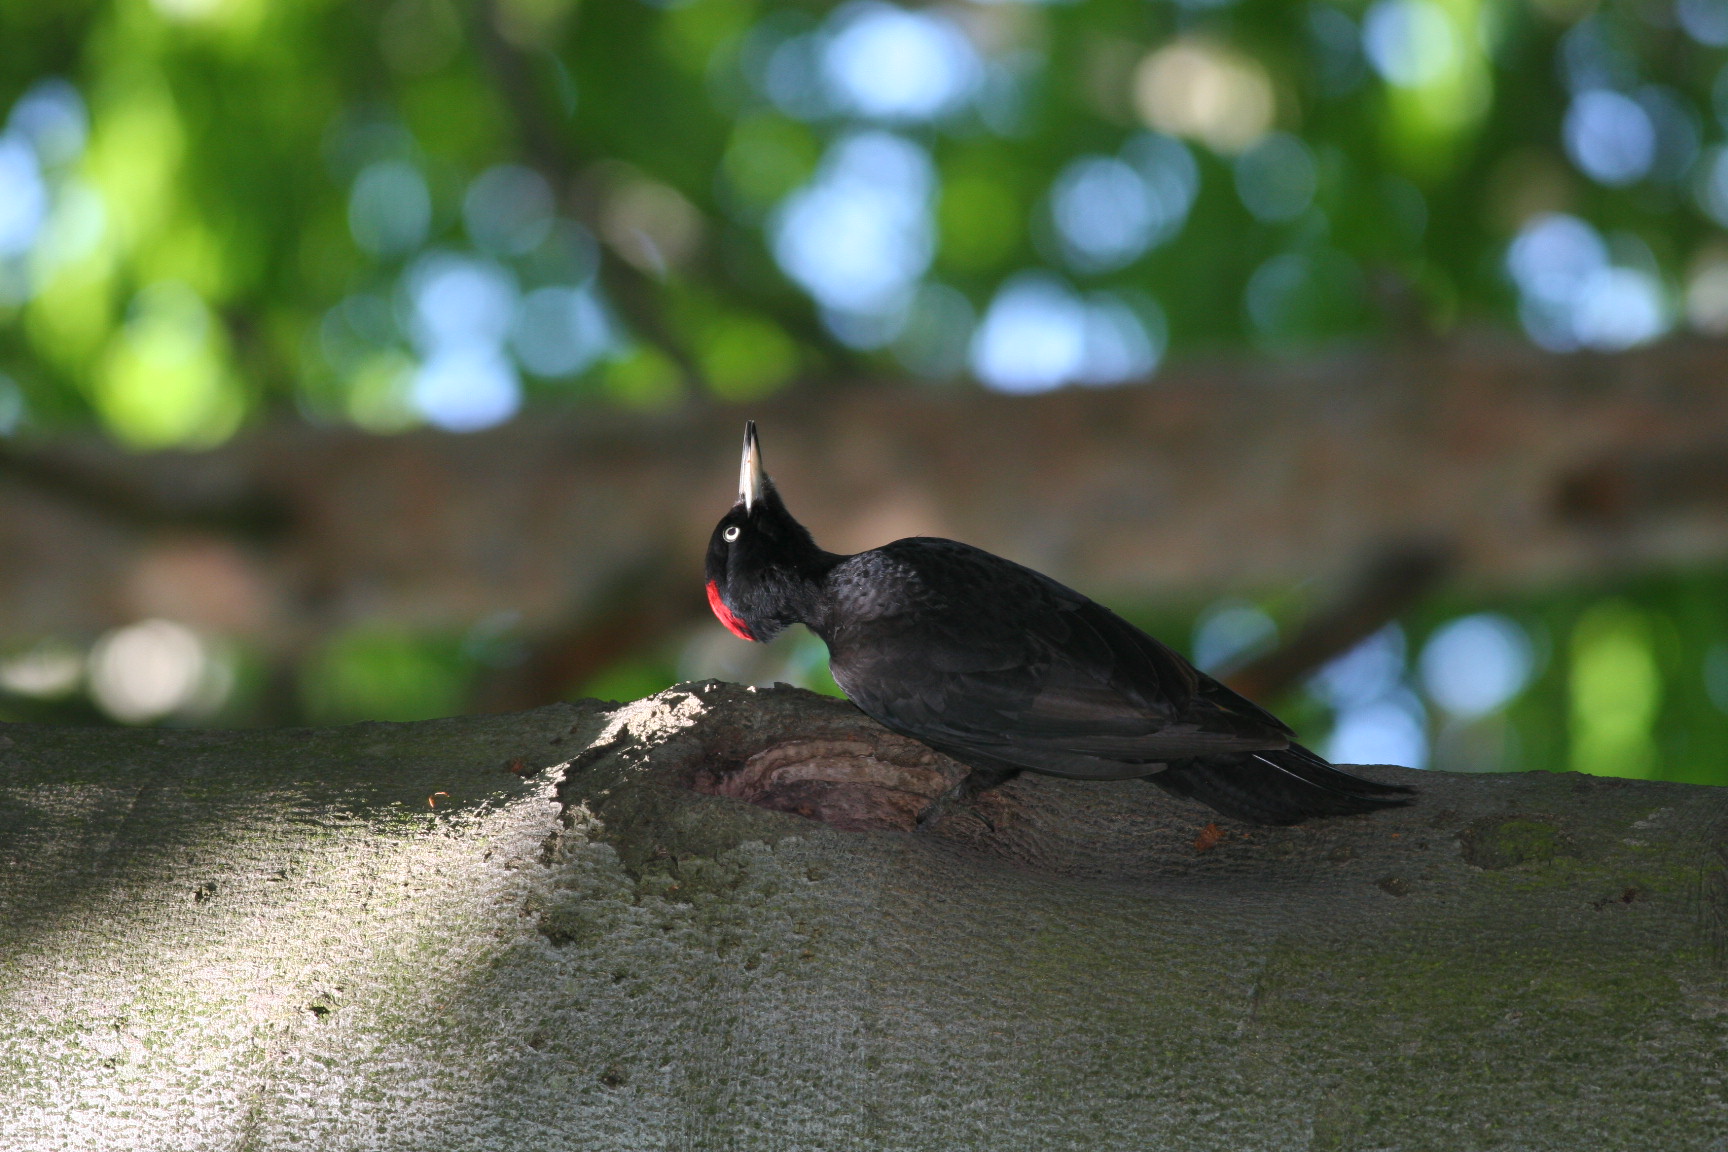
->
(705, 423, 1413, 826)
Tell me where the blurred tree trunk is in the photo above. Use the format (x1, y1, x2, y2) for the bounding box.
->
(0, 684, 1723, 1149)
(6, 335, 1728, 702)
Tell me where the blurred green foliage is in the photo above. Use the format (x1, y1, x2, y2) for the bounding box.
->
(1159, 569, 1728, 784)
(301, 625, 472, 724)
(6, 0, 1728, 438)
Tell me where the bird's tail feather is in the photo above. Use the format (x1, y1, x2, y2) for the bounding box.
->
(1147, 743, 1414, 826)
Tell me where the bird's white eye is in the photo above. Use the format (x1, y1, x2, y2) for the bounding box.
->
(723, 525, 741, 542)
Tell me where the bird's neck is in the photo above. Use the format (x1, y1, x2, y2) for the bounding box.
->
(754, 549, 843, 633)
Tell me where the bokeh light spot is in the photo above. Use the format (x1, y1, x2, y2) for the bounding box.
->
(0, 135, 48, 258)
(96, 283, 243, 449)
(348, 159, 431, 257)
(1637, 87, 1700, 183)
(970, 274, 1160, 393)
(1079, 292, 1163, 385)
(1133, 39, 1274, 155)
(464, 164, 555, 257)
(1362, 0, 1458, 88)
(1308, 5, 1367, 97)
(1244, 249, 1366, 343)
(1326, 694, 1429, 768)
(1569, 267, 1666, 351)
(345, 349, 420, 433)
(1234, 133, 1318, 223)
(1506, 214, 1669, 352)
(0, 639, 83, 699)
(1507, 213, 1606, 307)
(1563, 89, 1655, 187)
(1560, 16, 1637, 98)
(698, 314, 799, 402)
(1050, 156, 1158, 273)
(1685, 252, 1728, 334)
(0, 373, 25, 435)
(599, 175, 703, 275)
(150, 0, 228, 23)
(1311, 625, 1428, 768)
(772, 131, 934, 331)
(753, 16, 832, 121)
(89, 619, 212, 724)
(1419, 613, 1534, 720)
(406, 252, 519, 353)
(1045, 138, 1199, 274)
(1705, 642, 1728, 713)
(513, 285, 613, 378)
(1312, 625, 1408, 711)
(821, 2, 982, 123)
(969, 274, 1085, 394)
(602, 345, 684, 410)
(1570, 601, 1660, 777)
(30, 179, 106, 281)
(1124, 132, 1200, 230)
(1191, 599, 1277, 673)
(6, 79, 88, 169)
(410, 345, 522, 432)
(1679, 0, 1728, 47)
(1694, 146, 1728, 226)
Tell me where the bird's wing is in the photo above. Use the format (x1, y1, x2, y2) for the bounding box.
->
(833, 583, 1290, 781)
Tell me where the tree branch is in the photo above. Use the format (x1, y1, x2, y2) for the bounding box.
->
(0, 685, 1720, 1145)
(1222, 542, 1454, 703)
(4, 338, 1728, 658)
(1555, 441, 1728, 525)
(0, 439, 290, 541)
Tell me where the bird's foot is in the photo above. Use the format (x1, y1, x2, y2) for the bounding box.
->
(915, 766, 1022, 832)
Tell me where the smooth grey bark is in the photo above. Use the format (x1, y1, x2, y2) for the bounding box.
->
(2, 682, 1725, 1150)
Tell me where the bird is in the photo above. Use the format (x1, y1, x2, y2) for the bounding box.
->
(704, 422, 1414, 826)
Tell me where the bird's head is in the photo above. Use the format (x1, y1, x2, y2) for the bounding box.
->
(705, 421, 825, 644)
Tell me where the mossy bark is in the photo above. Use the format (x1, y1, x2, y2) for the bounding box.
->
(2, 683, 1725, 1150)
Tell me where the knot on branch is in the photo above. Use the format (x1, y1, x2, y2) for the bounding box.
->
(692, 736, 966, 832)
